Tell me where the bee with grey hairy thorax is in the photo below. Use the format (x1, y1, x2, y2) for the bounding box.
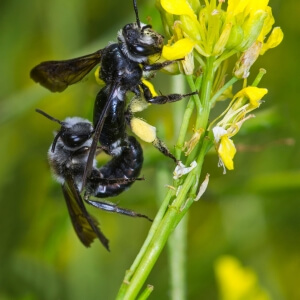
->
(36, 109, 151, 250)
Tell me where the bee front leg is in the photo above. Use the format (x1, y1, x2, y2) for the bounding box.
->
(139, 81, 197, 105)
(142, 59, 183, 72)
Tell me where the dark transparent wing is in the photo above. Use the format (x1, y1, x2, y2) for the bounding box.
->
(81, 81, 121, 190)
(30, 49, 103, 92)
(62, 174, 109, 250)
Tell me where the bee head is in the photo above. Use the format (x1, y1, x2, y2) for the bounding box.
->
(35, 109, 94, 152)
(58, 118, 94, 151)
(120, 22, 164, 61)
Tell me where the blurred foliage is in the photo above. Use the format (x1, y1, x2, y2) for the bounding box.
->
(0, 0, 299, 299)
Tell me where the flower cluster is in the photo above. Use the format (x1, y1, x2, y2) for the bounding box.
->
(156, 0, 283, 173)
(157, 0, 283, 74)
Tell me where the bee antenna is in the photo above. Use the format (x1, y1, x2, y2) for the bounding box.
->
(35, 108, 62, 125)
(133, 0, 141, 28)
(51, 130, 63, 153)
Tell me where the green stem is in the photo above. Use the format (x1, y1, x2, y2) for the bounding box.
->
(168, 215, 188, 300)
(210, 76, 239, 107)
(174, 74, 202, 161)
(121, 189, 174, 283)
(186, 57, 215, 165)
(252, 68, 267, 87)
(116, 57, 216, 300)
(117, 173, 196, 300)
(137, 285, 154, 300)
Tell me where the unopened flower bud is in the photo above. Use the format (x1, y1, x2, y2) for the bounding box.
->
(213, 23, 232, 55)
(226, 24, 244, 50)
(240, 10, 267, 51)
(180, 15, 201, 41)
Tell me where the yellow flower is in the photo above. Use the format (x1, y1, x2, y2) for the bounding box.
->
(215, 256, 271, 300)
(219, 135, 236, 171)
(235, 86, 268, 108)
(213, 127, 236, 173)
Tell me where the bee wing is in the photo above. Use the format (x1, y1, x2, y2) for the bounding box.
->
(62, 174, 109, 250)
(81, 81, 121, 189)
(30, 49, 103, 92)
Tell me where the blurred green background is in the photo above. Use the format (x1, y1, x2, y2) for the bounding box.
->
(0, 0, 299, 299)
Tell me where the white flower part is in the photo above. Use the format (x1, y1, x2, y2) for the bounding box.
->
(212, 126, 227, 143)
(173, 161, 197, 180)
(218, 158, 227, 175)
(195, 173, 210, 201)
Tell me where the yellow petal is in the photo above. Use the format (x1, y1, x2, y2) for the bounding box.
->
(227, 0, 248, 15)
(218, 135, 236, 170)
(235, 87, 268, 107)
(161, 0, 195, 17)
(246, 0, 269, 13)
(257, 6, 274, 42)
(260, 27, 284, 55)
(162, 38, 195, 60)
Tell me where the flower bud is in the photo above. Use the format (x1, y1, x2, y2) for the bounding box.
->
(156, 0, 175, 38)
(240, 10, 267, 51)
(213, 23, 232, 56)
(226, 24, 244, 50)
(180, 15, 201, 41)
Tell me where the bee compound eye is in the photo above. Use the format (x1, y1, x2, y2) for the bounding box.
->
(61, 132, 90, 148)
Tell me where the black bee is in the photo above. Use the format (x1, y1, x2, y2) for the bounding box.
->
(36, 109, 150, 250)
(30, 0, 196, 189)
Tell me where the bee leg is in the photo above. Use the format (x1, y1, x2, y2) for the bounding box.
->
(152, 137, 178, 163)
(83, 196, 152, 222)
(142, 59, 183, 72)
(140, 81, 197, 104)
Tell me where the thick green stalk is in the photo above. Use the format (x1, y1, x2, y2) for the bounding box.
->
(116, 172, 196, 300)
(168, 216, 188, 300)
(116, 57, 215, 299)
